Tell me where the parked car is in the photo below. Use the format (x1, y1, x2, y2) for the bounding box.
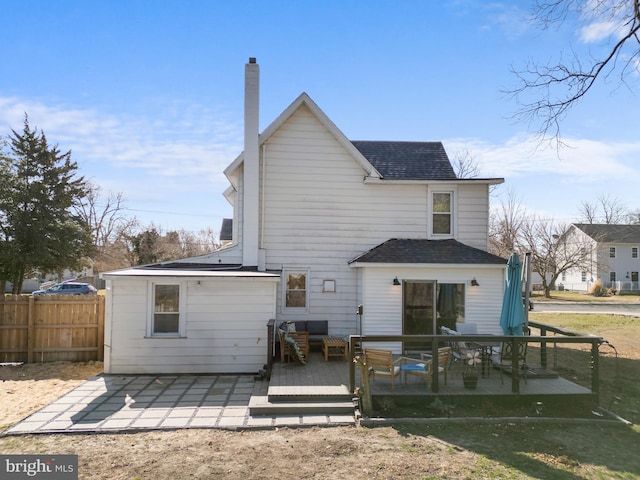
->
(32, 282, 97, 296)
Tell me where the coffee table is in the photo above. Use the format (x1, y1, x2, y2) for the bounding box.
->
(322, 337, 348, 361)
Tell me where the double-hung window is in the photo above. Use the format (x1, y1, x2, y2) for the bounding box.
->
(610, 247, 616, 258)
(148, 283, 185, 337)
(429, 188, 455, 238)
(632, 247, 638, 259)
(283, 269, 309, 313)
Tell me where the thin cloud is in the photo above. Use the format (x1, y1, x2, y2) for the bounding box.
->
(447, 135, 640, 182)
(0, 95, 242, 184)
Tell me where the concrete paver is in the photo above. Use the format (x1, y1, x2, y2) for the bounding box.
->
(2, 372, 355, 435)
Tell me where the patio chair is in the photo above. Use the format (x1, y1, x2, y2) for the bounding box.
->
(364, 348, 402, 390)
(492, 340, 528, 384)
(279, 330, 309, 363)
(402, 347, 452, 387)
(441, 327, 475, 365)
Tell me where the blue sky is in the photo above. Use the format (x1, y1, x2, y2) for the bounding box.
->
(1, 1, 638, 236)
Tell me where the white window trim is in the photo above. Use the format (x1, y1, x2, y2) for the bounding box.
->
(282, 268, 310, 314)
(146, 281, 187, 338)
(427, 186, 457, 239)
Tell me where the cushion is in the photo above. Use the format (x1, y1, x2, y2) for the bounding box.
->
(306, 321, 328, 335)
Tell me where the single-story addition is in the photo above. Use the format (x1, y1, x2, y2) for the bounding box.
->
(101, 58, 507, 374)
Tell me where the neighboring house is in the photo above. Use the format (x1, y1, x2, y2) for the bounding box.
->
(561, 223, 640, 292)
(4, 263, 94, 294)
(101, 59, 507, 374)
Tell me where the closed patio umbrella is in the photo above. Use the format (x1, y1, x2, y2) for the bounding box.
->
(500, 252, 526, 335)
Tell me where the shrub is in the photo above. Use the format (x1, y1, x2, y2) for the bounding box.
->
(588, 280, 609, 297)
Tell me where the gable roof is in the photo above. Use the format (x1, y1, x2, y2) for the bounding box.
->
(351, 141, 456, 180)
(573, 224, 640, 243)
(349, 238, 507, 265)
(224, 92, 382, 182)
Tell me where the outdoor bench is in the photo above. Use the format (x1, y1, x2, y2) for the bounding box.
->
(278, 320, 329, 347)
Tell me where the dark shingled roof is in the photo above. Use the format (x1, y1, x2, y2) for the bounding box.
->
(350, 141, 456, 180)
(573, 224, 640, 243)
(141, 263, 246, 271)
(350, 238, 507, 265)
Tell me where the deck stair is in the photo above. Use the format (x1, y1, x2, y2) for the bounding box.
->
(249, 352, 355, 416)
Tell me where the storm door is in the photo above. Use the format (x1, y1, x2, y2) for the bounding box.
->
(402, 280, 436, 353)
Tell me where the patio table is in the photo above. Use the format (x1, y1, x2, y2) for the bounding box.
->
(322, 337, 348, 361)
(469, 340, 500, 377)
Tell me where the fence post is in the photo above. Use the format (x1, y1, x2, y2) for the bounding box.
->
(27, 296, 35, 363)
(97, 296, 105, 361)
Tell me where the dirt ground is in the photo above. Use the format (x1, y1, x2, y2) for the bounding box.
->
(1, 315, 639, 479)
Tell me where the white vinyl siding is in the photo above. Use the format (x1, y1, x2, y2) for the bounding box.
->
(104, 277, 277, 374)
(358, 266, 505, 354)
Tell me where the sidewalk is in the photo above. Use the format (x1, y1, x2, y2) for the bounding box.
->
(3, 373, 355, 435)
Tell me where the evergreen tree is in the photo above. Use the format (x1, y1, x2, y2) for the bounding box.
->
(0, 116, 92, 293)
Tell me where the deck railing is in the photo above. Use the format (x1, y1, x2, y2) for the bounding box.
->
(348, 332, 603, 400)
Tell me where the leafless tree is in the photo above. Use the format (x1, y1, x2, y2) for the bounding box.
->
(578, 193, 629, 224)
(507, 0, 640, 148)
(453, 150, 481, 179)
(489, 188, 527, 258)
(518, 216, 594, 297)
(73, 182, 139, 272)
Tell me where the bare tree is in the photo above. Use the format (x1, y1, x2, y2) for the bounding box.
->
(508, 0, 640, 147)
(489, 188, 527, 257)
(452, 150, 481, 179)
(518, 216, 593, 297)
(73, 182, 139, 272)
(578, 193, 628, 224)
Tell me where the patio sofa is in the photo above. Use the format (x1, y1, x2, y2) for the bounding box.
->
(278, 320, 329, 347)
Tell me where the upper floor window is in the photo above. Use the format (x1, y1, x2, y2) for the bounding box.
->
(283, 269, 309, 312)
(632, 247, 638, 259)
(429, 188, 455, 237)
(609, 247, 616, 258)
(149, 283, 185, 337)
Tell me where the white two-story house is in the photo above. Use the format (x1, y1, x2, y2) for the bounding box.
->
(102, 59, 507, 374)
(560, 223, 640, 291)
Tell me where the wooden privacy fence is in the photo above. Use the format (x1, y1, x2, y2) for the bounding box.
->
(0, 295, 105, 363)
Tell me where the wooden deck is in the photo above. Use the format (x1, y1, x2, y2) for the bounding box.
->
(266, 351, 594, 404)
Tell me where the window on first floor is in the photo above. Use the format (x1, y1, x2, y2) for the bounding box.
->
(581, 271, 587, 282)
(632, 272, 638, 283)
(148, 283, 184, 337)
(610, 272, 616, 282)
(283, 269, 309, 312)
